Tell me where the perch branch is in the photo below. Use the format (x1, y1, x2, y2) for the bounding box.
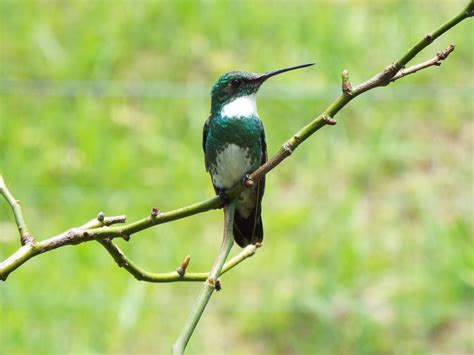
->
(1, 1, 472, 281)
(245, 41, 463, 184)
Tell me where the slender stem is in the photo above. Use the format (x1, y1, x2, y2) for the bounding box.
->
(391, 44, 455, 82)
(0, 174, 33, 245)
(172, 199, 237, 354)
(98, 238, 257, 282)
(397, 0, 472, 67)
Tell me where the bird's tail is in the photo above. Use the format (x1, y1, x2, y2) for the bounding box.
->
(233, 208, 263, 248)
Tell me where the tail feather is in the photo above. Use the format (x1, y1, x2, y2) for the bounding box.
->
(233, 176, 265, 248)
(233, 209, 263, 248)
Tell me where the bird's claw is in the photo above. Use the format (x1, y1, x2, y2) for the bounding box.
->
(241, 174, 255, 188)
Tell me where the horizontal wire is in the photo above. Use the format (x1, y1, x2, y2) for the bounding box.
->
(0, 79, 472, 101)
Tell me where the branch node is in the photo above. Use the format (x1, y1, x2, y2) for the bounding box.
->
(207, 277, 219, 288)
(150, 207, 159, 218)
(66, 229, 77, 239)
(425, 33, 433, 43)
(97, 212, 105, 222)
(388, 63, 398, 72)
(341, 69, 352, 94)
(323, 115, 337, 126)
(437, 44, 455, 61)
(103, 215, 127, 226)
(176, 255, 191, 276)
(20, 233, 35, 246)
(206, 277, 222, 291)
(121, 232, 130, 241)
(283, 142, 293, 155)
(292, 134, 301, 142)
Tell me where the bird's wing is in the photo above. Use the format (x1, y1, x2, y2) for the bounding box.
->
(232, 125, 267, 247)
(202, 115, 210, 172)
(256, 127, 267, 208)
(260, 128, 267, 167)
(251, 127, 267, 242)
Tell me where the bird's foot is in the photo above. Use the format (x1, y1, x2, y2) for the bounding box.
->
(241, 174, 255, 188)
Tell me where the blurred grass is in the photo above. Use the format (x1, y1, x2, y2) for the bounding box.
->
(0, 0, 473, 354)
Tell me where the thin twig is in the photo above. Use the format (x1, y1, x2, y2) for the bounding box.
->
(391, 44, 455, 82)
(172, 199, 237, 354)
(98, 238, 258, 282)
(0, 175, 34, 245)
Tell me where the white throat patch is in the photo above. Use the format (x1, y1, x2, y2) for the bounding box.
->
(221, 94, 257, 118)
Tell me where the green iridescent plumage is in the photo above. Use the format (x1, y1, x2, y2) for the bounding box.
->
(204, 114, 263, 174)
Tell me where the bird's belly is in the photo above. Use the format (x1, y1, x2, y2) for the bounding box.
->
(210, 143, 258, 189)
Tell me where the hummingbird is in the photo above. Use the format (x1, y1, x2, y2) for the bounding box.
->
(203, 63, 314, 247)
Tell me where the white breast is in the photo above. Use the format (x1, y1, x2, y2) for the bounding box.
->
(221, 94, 257, 118)
(211, 144, 254, 189)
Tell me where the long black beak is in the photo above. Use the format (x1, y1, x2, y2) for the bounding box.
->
(257, 62, 315, 83)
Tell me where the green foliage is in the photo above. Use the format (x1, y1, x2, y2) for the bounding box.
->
(0, 0, 472, 353)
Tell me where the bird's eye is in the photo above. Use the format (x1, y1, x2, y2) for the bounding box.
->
(230, 78, 241, 88)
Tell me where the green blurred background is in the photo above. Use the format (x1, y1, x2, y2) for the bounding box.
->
(1, 0, 473, 354)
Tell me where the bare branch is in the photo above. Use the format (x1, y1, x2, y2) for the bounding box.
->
(391, 44, 456, 82)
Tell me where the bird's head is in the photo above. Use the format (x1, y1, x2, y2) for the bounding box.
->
(210, 63, 314, 115)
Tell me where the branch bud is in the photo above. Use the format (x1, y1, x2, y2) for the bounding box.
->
(176, 255, 191, 276)
(323, 115, 337, 126)
(341, 69, 352, 94)
(150, 207, 159, 218)
(97, 212, 105, 222)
